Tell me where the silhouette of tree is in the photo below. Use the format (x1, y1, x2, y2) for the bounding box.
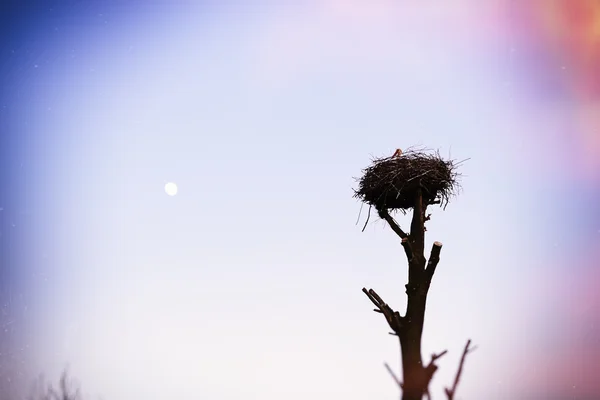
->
(28, 370, 81, 400)
(355, 148, 475, 400)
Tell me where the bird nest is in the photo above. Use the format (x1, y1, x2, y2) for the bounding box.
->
(354, 148, 462, 212)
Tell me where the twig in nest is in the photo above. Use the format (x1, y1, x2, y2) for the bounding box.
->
(361, 205, 372, 232)
(355, 202, 364, 226)
(445, 339, 477, 400)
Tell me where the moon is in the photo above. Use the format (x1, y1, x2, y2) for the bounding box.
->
(164, 182, 178, 196)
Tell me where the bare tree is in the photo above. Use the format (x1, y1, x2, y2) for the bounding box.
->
(28, 370, 81, 400)
(354, 148, 475, 400)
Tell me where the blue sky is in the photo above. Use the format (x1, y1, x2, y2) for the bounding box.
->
(0, 1, 585, 399)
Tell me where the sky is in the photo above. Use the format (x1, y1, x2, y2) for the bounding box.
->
(0, 1, 598, 399)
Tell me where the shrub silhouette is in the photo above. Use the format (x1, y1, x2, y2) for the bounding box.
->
(28, 370, 81, 400)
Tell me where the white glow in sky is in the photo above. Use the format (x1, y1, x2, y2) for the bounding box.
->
(164, 182, 178, 196)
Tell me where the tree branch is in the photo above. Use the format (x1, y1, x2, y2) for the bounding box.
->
(384, 362, 403, 389)
(445, 339, 477, 400)
(377, 208, 412, 260)
(425, 241, 443, 282)
(423, 349, 448, 385)
(362, 288, 404, 334)
(377, 208, 408, 239)
(429, 350, 448, 364)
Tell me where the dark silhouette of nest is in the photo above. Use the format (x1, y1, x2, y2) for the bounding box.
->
(354, 148, 462, 212)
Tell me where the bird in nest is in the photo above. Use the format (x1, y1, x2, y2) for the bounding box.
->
(391, 148, 402, 158)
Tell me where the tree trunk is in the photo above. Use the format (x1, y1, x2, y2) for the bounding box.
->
(374, 187, 436, 400)
(400, 289, 428, 400)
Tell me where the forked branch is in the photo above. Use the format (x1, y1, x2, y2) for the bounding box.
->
(362, 288, 404, 334)
(423, 349, 448, 393)
(445, 339, 477, 400)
